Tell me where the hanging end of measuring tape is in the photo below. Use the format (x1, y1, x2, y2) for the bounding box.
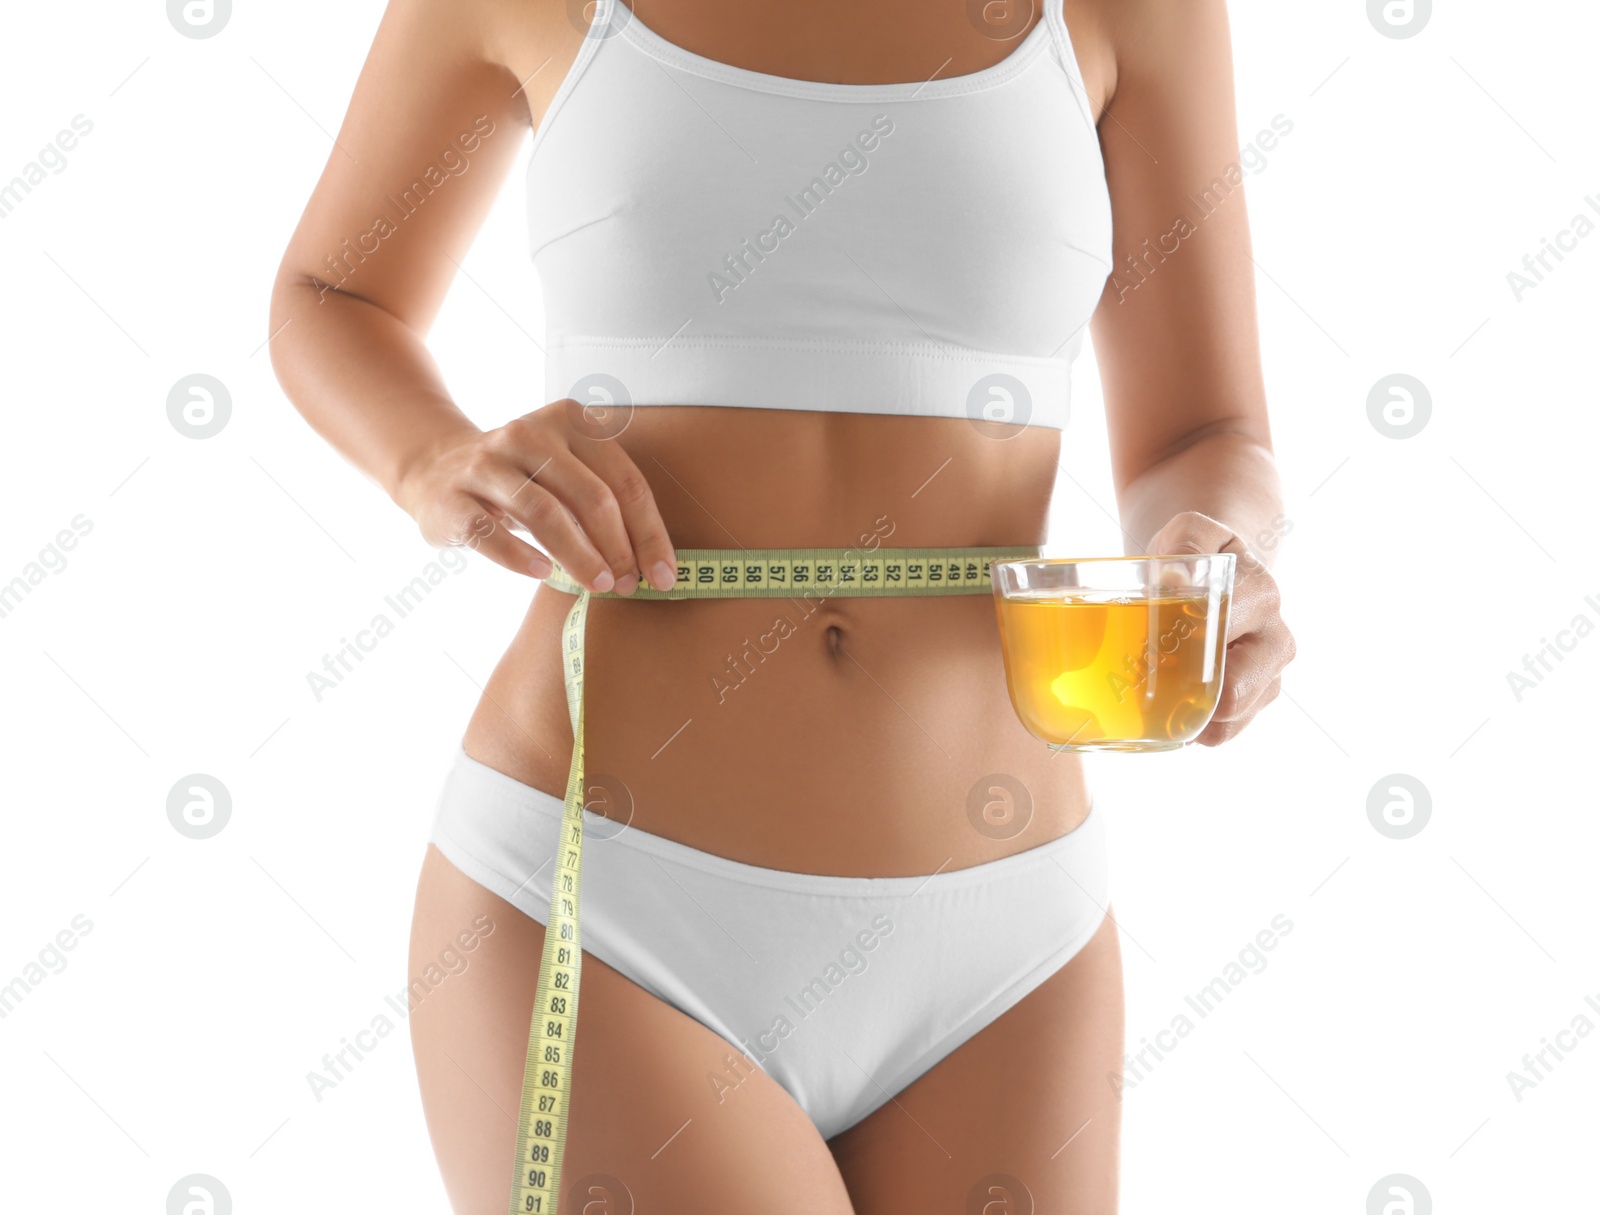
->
(508, 586, 592, 1215)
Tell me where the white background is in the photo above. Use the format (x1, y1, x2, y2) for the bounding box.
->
(1, 0, 1595, 1211)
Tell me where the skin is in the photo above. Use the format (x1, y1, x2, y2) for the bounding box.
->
(268, 0, 1297, 1210)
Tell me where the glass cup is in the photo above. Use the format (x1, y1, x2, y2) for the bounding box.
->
(991, 554, 1236, 752)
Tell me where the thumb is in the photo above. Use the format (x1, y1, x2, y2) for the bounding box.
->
(1145, 509, 1237, 556)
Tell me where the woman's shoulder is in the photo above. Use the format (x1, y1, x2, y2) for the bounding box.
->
(1064, 0, 1231, 119)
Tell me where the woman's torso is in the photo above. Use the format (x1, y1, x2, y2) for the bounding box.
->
(464, 0, 1115, 876)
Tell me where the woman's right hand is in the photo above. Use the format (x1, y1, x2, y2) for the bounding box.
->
(393, 399, 677, 596)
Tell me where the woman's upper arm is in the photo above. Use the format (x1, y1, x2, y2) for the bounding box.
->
(272, 0, 559, 334)
(1087, 0, 1274, 491)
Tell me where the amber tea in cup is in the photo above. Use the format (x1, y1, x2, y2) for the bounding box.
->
(991, 554, 1235, 751)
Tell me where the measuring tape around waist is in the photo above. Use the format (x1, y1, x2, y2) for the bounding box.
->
(506, 545, 1040, 1214)
(541, 545, 1044, 600)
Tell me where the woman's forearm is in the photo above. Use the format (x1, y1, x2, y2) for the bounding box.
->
(267, 276, 483, 511)
(1115, 428, 1287, 567)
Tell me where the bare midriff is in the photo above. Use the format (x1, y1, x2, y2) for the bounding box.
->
(461, 406, 1093, 878)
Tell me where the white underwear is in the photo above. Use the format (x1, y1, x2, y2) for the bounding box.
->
(428, 744, 1110, 1139)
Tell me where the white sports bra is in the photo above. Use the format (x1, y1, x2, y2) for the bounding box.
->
(526, 0, 1112, 431)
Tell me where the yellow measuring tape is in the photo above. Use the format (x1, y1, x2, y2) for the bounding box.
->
(506, 545, 1039, 1214)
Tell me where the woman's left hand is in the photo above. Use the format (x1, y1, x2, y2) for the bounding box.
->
(1145, 510, 1297, 746)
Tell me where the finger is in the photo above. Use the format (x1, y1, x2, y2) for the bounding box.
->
(1198, 675, 1279, 746)
(482, 411, 636, 590)
(453, 453, 612, 592)
(1147, 510, 1239, 557)
(1213, 625, 1295, 723)
(577, 437, 677, 591)
(1196, 678, 1280, 745)
(1147, 510, 1274, 600)
(1221, 563, 1282, 641)
(432, 491, 550, 579)
(513, 449, 639, 593)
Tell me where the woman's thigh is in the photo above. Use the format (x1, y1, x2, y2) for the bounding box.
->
(409, 844, 856, 1215)
(827, 909, 1125, 1214)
